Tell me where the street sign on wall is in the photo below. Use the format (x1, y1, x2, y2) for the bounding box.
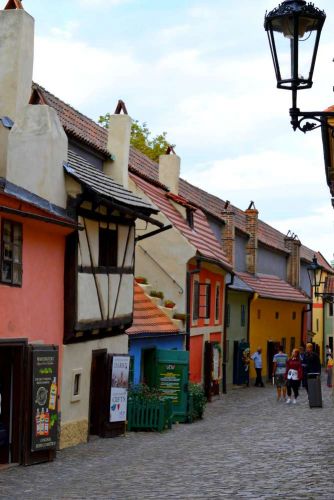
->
(31, 349, 58, 452)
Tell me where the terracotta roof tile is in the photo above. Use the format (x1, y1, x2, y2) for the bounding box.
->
(130, 172, 232, 270)
(127, 283, 180, 335)
(33, 83, 318, 263)
(237, 272, 311, 303)
(316, 251, 334, 274)
(325, 276, 334, 295)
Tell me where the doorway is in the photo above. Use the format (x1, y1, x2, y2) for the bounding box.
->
(89, 349, 107, 436)
(0, 344, 25, 465)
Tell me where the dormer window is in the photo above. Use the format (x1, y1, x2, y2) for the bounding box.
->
(99, 225, 117, 267)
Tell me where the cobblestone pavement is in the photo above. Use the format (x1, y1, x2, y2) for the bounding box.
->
(1, 378, 334, 499)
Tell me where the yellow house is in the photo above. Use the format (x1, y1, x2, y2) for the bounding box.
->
(237, 272, 311, 380)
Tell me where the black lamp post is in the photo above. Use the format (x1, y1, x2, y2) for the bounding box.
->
(264, 0, 334, 132)
(306, 255, 334, 303)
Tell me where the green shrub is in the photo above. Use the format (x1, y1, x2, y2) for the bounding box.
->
(150, 290, 164, 299)
(189, 383, 206, 420)
(128, 384, 161, 402)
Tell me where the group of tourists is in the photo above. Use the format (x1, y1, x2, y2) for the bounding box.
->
(250, 343, 324, 404)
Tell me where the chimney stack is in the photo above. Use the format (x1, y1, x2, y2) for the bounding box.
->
(285, 234, 301, 288)
(221, 201, 235, 267)
(7, 105, 68, 208)
(104, 101, 131, 189)
(245, 202, 258, 275)
(159, 148, 180, 195)
(0, 5, 34, 121)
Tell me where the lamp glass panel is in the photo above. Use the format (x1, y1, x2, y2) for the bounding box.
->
(271, 27, 293, 82)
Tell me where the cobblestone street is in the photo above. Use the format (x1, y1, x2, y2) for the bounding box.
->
(1, 379, 333, 499)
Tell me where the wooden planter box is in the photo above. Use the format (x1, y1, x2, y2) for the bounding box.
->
(127, 399, 173, 432)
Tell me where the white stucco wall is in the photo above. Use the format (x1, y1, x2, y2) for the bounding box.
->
(7, 105, 68, 208)
(0, 9, 34, 121)
(129, 177, 196, 312)
(60, 335, 128, 424)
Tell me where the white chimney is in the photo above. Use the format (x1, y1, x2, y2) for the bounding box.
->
(6, 105, 68, 208)
(0, 7, 34, 121)
(104, 111, 132, 189)
(159, 153, 180, 195)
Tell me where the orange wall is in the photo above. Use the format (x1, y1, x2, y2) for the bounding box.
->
(0, 217, 67, 346)
(210, 332, 221, 343)
(190, 334, 203, 383)
(189, 265, 225, 328)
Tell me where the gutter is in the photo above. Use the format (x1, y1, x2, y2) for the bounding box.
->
(222, 272, 234, 394)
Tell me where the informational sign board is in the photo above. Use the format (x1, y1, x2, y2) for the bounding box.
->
(109, 355, 130, 423)
(31, 349, 58, 452)
(158, 363, 182, 404)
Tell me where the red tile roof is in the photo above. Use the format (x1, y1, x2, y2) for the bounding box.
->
(127, 283, 180, 335)
(237, 272, 311, 303)
(33, 83, 318, 263)
(316, 251, 334, 274)
(130, 172, 232, 270)
(325, 276, 334, 295)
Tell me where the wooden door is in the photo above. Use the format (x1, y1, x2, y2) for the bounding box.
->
(204, 341, 213, 401)
(89, 349, 107, 436)
(0, 347, 11, 464)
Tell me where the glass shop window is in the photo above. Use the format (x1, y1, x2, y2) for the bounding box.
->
(1, 219, 22, 286)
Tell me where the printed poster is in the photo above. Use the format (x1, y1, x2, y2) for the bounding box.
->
(31, 349, 58, 452)
(109, 355, 130, 423)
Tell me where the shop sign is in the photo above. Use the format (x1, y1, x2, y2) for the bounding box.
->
(31, 349, 58, 452)
(158, 363, 182, 404)
(109, 356, 130, 422)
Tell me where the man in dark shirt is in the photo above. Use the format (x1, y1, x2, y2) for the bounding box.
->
(304, 343, 321, 392)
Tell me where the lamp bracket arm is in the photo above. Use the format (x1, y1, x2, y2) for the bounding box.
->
(290, 107, 334, 134)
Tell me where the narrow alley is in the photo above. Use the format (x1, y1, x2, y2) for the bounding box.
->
(1, 378, 333, 499)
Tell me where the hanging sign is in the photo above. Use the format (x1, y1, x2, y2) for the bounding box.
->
(109, 355, 130, 423)
(31, 348, 58, 452)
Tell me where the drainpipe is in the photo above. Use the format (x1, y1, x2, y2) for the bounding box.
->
(301, 304, 312, 346)
(222, 272, 234, 394)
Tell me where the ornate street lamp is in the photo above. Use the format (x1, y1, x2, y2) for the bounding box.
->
(307, 255, 334, 302)
(264, 0, 334, 132)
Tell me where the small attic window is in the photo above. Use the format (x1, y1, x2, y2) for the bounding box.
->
(186, 207, 194, 229)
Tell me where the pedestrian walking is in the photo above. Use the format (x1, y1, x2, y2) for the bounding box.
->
(242, 347, 250, 387)
(326, 355, 333, 388)
(251, 347, 264, 387)
(272, 345, 288, 401)
(304, 343, 321, 392)
(285, 348, 303, 404)
(325, 345, 332, 361)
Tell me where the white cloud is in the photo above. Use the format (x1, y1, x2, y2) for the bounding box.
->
(50, 21, 79, 40)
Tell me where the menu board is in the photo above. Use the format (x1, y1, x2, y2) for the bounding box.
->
(31, 349, 58, 452)
(158, 363, 182, 404)
(110, 356, 130, 423)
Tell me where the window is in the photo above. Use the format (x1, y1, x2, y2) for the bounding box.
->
(193, 280, 199, 321)
(215, 285, 221, 321)
(275, 312, 279, 320)
(316, 318, 319, 332)
(329, 303, 334, 317)
(1, 219, 22, 286)
(99, 227, 117, 267)
(241, 304, 246, 327)
(186, 207, 194, 229)
(71, 368, 83, 402)
(204, 283, 211, 319)
(73, 373, 81, 396)
(292, 311, 296, 320)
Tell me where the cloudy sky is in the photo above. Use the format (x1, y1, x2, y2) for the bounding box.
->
(23, 0, 334, 261)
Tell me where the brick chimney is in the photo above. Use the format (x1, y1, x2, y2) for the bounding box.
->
(159, 147, 180, 195)
(245, 202, 258, 275)
(0, 3, 34, 179)
(284, 233, 301, 288)
(104, 100, 131, 189)
(221, 201, 235, 267)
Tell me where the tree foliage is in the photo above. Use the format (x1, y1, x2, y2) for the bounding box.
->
(98, 114, 174, 163)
